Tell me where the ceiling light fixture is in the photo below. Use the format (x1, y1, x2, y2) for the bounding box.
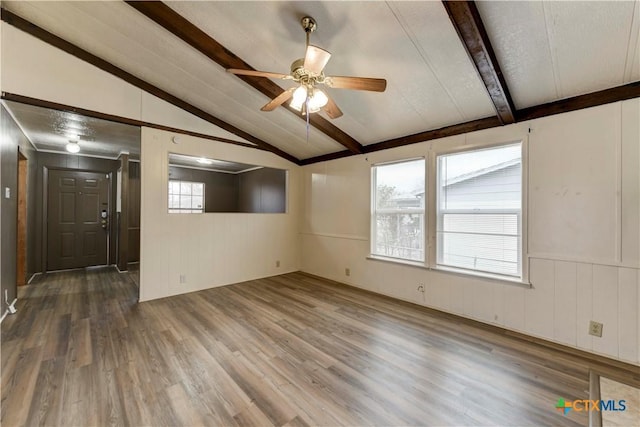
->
(66, 138, 80, 153)
(289, 85, 329, 114)
(197, 157, 213, 165)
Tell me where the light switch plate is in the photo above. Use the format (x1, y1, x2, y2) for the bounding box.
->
(4, 187, 10, 199)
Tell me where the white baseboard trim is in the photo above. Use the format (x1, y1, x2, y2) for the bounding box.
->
(27, 272, 41, 284)
(0, 298, 18, 323)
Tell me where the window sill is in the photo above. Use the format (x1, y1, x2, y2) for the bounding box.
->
(430, 265, 531, 288)
(366, 255, 428, 270)
(366, 256, 531, 288)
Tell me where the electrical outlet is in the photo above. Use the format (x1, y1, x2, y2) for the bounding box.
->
(345, 268, 350, 277)
(179, 274, 187, 284)
(276, 260, 280, 268)
(588, 321, 603, 337)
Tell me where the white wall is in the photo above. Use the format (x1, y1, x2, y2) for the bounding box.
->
(139, 128, 300, 302)
(301, 99, 640, 365)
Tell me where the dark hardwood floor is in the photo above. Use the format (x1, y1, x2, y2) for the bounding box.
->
(2, 268, 638, 426)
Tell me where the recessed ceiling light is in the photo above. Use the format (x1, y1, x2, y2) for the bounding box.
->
(197, 158, 213, 165)
(66, 140, 80, 153)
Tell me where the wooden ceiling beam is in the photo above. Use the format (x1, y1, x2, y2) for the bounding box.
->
(516, 81, 640, 121)
(1, 92, 267, 151)
(0, 8, 300, 165)
(442, 1, 516, 125)
(363, 116, 502, 154)
(299, 150, 354, 166)
(126, 1, 364, 155)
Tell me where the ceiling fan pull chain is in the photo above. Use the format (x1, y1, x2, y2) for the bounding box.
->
(306, 97, 310, 142)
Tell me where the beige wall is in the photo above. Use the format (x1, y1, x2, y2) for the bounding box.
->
(301, 99, 640, 365)
(139, 128, 300, 301)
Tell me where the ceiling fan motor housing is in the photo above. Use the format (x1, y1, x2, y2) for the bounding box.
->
(301, 16, 317, 33)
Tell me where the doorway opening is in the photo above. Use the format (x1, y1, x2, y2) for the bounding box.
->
(17, 151, 28, 286)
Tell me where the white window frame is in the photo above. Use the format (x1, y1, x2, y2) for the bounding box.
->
(370, 158, 426, 264)
(168, 180, 205, 214)
(434, 142, 524, 280)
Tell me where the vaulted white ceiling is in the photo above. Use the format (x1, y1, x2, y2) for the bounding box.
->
(3, 1, 639, 162)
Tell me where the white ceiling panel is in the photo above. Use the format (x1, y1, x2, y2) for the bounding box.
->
(544, 1, 636, 98)
(478, 1, 639, 109)
(475, 1, 556, 109)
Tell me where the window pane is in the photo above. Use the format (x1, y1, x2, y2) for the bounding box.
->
(437, 144, 522, 277)
(375, 159, 425, 209)
(439, 215, 519, 276)
(191, 196, 203, 209)
(168, 180, 206, 214)
(443, 213, 518, 235)
(439, 144, 521, 210)
(180, 195, 191, 209)
(372, 159, 425, 262)
(375, 213, 424, 261)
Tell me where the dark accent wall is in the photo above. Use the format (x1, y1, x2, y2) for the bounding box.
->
(168, 166, 286, 214)
(128, 161, 141, 263)
(35, 153, 119, 272)
(1, 105, 38, 307)
(169, 166, 239, 212)
(238, 168, 287, 213)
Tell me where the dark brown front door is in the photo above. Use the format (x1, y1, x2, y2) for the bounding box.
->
(47, 170, 109, 271)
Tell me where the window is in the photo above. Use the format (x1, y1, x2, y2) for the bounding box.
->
(372, 158, 425, 262)
(437, 143, 522, 277)
(168, 180, 204, 213)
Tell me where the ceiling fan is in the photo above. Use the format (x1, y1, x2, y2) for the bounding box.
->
(227, 16, 387, 119)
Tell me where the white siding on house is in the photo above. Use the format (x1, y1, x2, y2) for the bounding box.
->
(441, 163, 521, 209)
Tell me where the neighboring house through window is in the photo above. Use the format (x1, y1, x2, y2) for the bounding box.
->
(436, 143, 522, 278)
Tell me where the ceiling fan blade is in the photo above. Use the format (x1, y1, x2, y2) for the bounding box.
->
(227, 68, 290, 80)
(261, 88, 295, 111)
(303, 45, 332, 74)
(325, 76, 387, 92)
(322, 94, 343, 119)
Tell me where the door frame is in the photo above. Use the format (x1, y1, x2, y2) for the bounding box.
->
(16, 150, 28, 285)
(42, 166, 113, 272)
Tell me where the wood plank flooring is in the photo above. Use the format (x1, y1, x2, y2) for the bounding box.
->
(2, 267, 638, 426)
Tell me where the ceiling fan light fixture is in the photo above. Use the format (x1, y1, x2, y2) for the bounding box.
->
(66, 140, 80, 153)
(308, 88, 328, 112)
(290, 85, 308, 111)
